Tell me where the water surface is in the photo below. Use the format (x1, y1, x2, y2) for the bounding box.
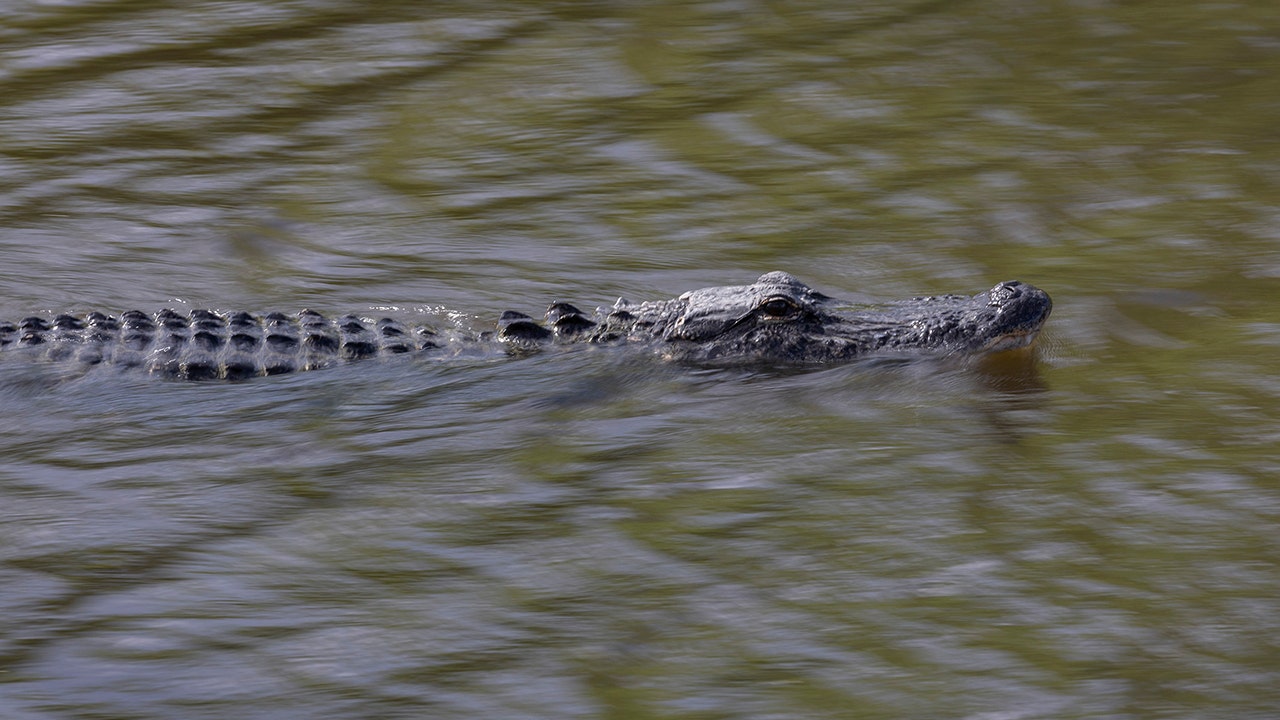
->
(2, 1, 1279, 718)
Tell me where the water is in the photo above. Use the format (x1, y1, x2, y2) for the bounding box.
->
(2, 1, 1279, 718)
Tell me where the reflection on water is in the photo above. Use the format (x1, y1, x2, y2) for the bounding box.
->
(2, 1, 1280, 718)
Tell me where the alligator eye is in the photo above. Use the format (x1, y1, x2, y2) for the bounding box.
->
(759, 297, 798, 318)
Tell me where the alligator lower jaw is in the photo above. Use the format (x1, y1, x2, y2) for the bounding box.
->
(977, 329, 1041, 354)
(652, 329, 1045, 366)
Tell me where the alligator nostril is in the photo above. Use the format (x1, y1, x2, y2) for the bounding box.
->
(989, 281, 1025, 305)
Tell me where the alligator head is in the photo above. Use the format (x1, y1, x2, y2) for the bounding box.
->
(600, 271, 1052, 364)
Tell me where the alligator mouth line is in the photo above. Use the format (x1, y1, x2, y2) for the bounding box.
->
(979, 329, 1041, 353)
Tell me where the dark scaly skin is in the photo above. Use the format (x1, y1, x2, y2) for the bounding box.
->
(0, 309, 440, 380)
(0, 272, 1052, 380)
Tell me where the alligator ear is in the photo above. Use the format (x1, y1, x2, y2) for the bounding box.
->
(497, 311, 552, 341)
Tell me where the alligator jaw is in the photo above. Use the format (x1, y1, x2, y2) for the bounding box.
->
(635, 274, 1052, 365)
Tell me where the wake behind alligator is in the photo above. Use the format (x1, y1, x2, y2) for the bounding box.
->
(0, 272, 1051, 381)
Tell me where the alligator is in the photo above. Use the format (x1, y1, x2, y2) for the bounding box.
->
(0, 272, 1051, 380)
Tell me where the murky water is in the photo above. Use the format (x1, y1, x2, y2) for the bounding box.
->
(2, 1, 1279, 718)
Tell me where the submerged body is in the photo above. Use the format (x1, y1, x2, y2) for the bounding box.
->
(0, 272, 1051, 380)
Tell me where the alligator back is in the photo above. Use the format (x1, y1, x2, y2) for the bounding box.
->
(0, 309, 441, 380)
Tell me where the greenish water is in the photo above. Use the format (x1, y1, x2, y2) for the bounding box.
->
(2, 1, 1278, 718)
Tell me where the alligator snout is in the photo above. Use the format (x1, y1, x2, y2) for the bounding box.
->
(987, 280, 1052, 318)
(976, 280, 1053, 352)
(988, 280, 1033, 303)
